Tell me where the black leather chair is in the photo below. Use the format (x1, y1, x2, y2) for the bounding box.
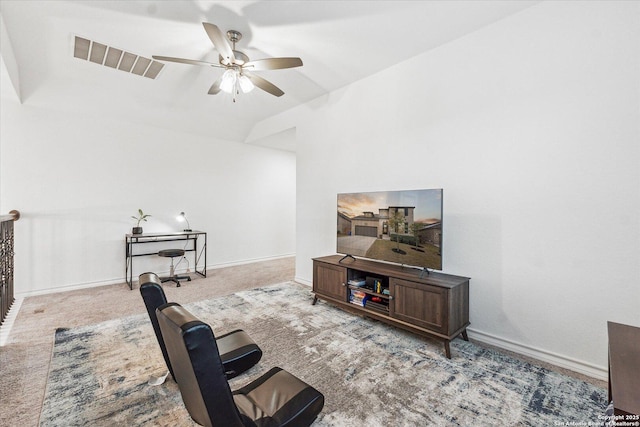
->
(139, 272, 262, 380)
(156, 303, 324, 427)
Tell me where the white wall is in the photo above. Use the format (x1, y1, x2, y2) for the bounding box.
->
(279, 1, 639, 378)
(0, 100, 296, 295)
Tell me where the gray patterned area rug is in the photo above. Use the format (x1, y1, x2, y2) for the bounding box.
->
(40, 282, 607, 426)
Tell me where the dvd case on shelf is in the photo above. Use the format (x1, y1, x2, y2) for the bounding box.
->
(349, 289, 368, 307)
(348, 278, 366, 287)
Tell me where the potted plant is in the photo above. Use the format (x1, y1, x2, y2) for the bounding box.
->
(131, 209, 151, 234)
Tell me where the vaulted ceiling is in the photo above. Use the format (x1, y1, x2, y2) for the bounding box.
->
(1, 1, 538, 148)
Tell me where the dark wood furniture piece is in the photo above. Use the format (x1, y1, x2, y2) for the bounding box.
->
(312, 255, 470, 358)
(608, 321, 640, 417)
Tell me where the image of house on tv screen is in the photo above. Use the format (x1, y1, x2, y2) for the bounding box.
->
(337, 189, 443, 270)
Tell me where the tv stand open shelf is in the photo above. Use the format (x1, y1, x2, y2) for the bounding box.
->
(312, 255, 470, 358)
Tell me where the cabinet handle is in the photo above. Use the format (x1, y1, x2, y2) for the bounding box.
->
(341, 283, 346, 287)
(388, 295, 394, 300)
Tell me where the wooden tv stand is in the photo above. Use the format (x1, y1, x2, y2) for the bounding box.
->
(312, 255, 470, 358)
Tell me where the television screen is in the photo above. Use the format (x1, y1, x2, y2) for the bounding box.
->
(337, 189, 443, 270)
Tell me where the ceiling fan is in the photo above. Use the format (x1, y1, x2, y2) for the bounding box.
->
(153, 23, 303, 102)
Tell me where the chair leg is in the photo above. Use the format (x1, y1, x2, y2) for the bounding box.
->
(171, 258, 180, 287)
(169, 258, 176, 278)
(160, 257, 184, 287)
(158, 257, 191, 287)
(175, 275, 191, 284)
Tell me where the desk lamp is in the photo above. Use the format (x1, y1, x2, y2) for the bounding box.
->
(177, 212, 192, 232)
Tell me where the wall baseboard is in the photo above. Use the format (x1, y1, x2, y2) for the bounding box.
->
(295, 276, 312, 286)
(15, 257, 606, 382)
(15, 253, 296, 298)
(467, 328, 608, 381)
(16, 277, 129, 298)
(207, 253, 295, 270)
(294, 276, 607, 382)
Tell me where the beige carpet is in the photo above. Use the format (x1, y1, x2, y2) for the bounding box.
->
(0, 257, 294, 427)
(1, 256, 606, 426)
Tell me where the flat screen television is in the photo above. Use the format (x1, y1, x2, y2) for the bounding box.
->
(337, 189, 443, 271)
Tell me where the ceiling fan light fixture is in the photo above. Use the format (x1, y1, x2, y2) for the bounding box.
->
(238, 74, 254, 93)
(220, 69, 237, 93)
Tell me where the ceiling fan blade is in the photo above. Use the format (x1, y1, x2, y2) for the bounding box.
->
(244, 72, 284, 97)
(202, 23, 235, 64)
(152, 55, 222, 68)
(243, 57, 303, 71)
(208, 76, 223, 95)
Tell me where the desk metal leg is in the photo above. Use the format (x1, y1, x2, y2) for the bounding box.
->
(194, 234, 207, 278)
(125, 239, 133, 290)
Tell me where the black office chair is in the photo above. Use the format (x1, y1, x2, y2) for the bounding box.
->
(139, 272, 262, 380)
(156, 302, 324, 427)
(157, 248, 191, 287)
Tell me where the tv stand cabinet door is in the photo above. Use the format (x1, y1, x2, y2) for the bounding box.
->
(313, 261, 347, 302)
(389, 278, 447, 335)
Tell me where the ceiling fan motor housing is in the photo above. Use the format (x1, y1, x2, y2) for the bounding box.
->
(220, 50, 249, 66)
(226, 30, 242, 43)
(220, 30, 248, 65)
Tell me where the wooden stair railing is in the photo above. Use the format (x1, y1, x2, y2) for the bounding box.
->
(1, 210, 19, 326)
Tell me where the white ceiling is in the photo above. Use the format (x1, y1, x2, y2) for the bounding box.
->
(0, 1, 538, 148)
